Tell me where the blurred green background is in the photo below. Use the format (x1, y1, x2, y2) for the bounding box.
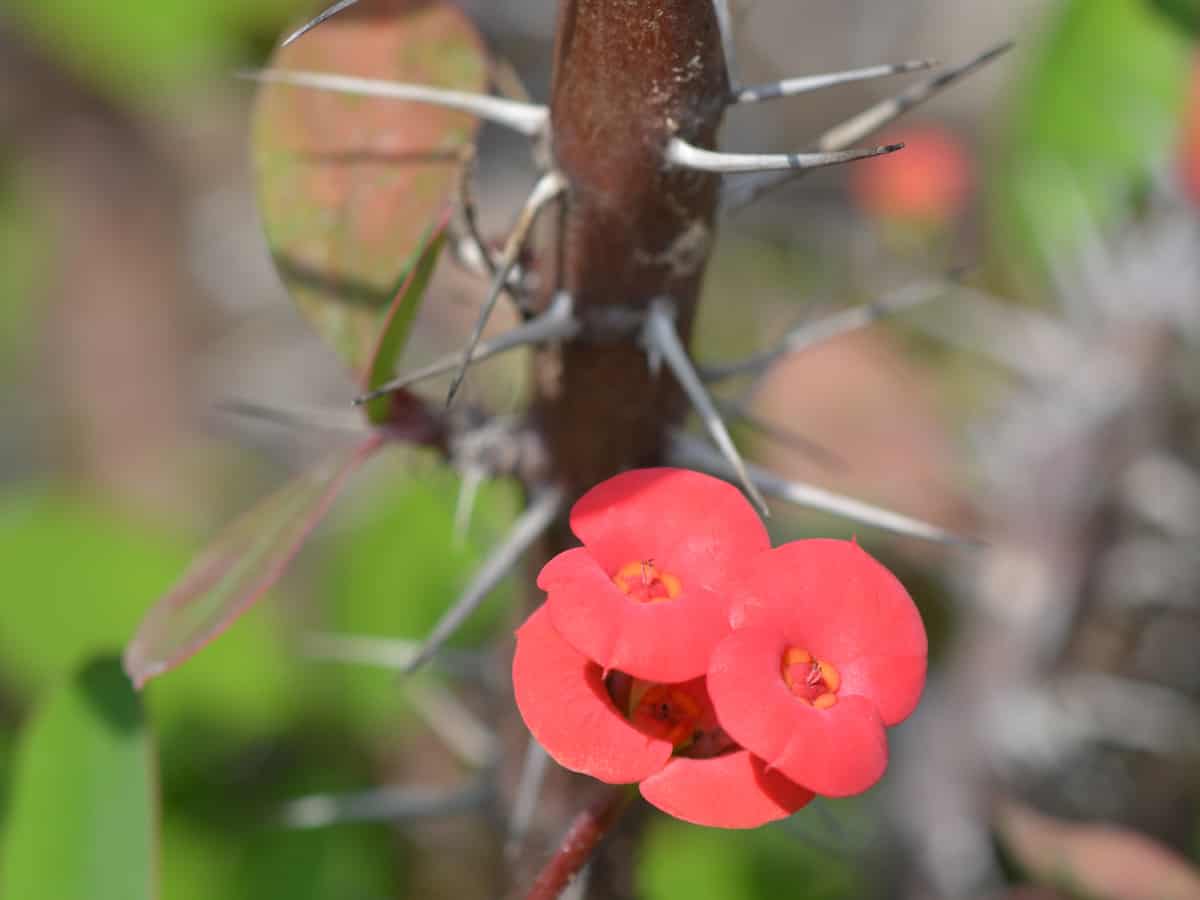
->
(1, 0, 1198, 898)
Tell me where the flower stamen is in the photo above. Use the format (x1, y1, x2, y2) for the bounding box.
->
(613, 559, 682, 603)
(629, 683, 703, 747)
(781, 647, 841, 708)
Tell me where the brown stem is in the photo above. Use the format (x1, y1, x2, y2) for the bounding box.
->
(532, 0, 730, 501)
(524, 784, 637, 900)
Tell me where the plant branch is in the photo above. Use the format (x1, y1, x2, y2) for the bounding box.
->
(524, 784, 637, 900)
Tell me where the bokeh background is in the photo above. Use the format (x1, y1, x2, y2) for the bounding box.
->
(1, 0, 1199, 898)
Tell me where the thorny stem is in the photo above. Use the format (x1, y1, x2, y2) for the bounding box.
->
(533, 0, 729, 497)
(524, 785, 638, 900)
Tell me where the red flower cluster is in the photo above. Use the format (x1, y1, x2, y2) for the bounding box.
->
(513, 468, 927, 829)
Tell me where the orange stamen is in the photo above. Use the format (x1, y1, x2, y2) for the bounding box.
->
(613, 560, 683, 603)
(630, 683, 703, 747)
(781, 646, 842, 708)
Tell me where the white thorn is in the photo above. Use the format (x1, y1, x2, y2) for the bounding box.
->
(404, 486, 566, 672)
(356, 292, 577, 403)
(242, 69, 549, 137)
(453, 466, 485, 549)
(216, 399, 373, 436)
(723, 42, 1013, 212)
(666, 136, 903, 174)
(405, 678, 498, 768)
(732, 59, 936, 105)
(505, 738, 551, 861)
(299, 632, 486, 677)
(712, 0, 741, 91)
(701, 279, 950, 382)
(670, 431, 971, 545)
(446, 171, 567, 406)
(280, 781, 486, 829)
(644, 300, 769, 517)
(281, 0, 359, 47)
(816, 42, 1012, 152)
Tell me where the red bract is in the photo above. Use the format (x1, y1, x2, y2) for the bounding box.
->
(513, 606, 814, 828)
(514, 469, 925, 827)
(708, 539, 926, 797)
(538, 468, 769, 682)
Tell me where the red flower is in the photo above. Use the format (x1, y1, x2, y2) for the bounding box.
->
(537, 468, 769, 683)
(512, 606, 814, 828)
(513, 469, 925, 827)
(707, 539, 927, 797)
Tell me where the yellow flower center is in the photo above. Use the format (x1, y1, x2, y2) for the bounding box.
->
(612, 559, 682, 604)
(781, 647, 841, 709)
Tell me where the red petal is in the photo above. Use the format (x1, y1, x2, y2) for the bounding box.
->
(569, 468, 770, 586)
(540, 547, 732, 682)
(708, 626, 889, 797)
(734, 540, 926, 725)
(639, 750, 813, 829)
(838, 653, 926, 726)
(512, 606, 673, 784)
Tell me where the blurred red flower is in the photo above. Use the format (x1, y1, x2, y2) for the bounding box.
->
(1180, 58, 1200, 204)
(848, 124, 972, 225)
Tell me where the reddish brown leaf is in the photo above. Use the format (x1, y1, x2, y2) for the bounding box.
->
(253, 0, 487, 375)
(996, 800, 1200, 900)
(123, 435, 384, 690)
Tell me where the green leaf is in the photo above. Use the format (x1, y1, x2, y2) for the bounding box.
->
(4, 0, 302, 106)
(318, 458, 518, 727)
(0, 165, 49, 373)
(252, 0, 487, 376)
(158, 742, 401, 900)
(1, 657, 159, 900)
(991, 0, 1190, 283)
(362, 215, 449, 422)
(0, 486, 300, 742)
(637, 813, 864, 900)
(1148, 0, 1200, 36)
